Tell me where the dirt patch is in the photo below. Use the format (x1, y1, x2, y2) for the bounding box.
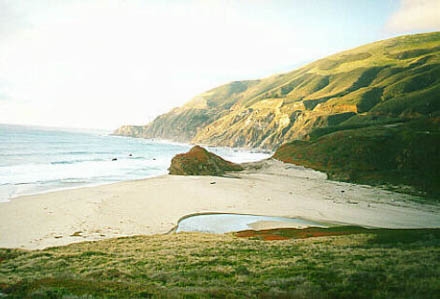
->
(235, 226, 370, 240)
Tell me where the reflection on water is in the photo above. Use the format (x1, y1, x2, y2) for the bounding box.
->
(176, 213, 326, 234)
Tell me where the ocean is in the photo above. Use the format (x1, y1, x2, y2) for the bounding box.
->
(0, 124, 270, 202)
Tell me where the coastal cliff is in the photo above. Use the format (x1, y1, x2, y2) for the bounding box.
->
(115, 32, 440, 196)
(114, 32, 440, 150)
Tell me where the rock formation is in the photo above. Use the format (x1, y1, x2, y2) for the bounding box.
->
(168, 146, 243, 176)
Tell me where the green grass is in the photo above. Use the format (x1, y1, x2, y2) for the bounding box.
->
(1, 228, 440, 298)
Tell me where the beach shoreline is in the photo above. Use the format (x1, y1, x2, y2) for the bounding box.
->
(0, 125, 271, 204)
(1, 159, 439, 250)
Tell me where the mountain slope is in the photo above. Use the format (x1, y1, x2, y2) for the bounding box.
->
(114, 32, 440, 150)
(114, 80, 260, 142)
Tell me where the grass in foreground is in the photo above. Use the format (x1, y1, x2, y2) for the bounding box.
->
(1, 227, 440, 298)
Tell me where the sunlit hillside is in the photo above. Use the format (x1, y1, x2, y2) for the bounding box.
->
(115, 32, 440, 150)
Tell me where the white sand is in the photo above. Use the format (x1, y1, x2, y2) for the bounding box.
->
(248, 221, 316, 230)
(1, 159, 439, 250)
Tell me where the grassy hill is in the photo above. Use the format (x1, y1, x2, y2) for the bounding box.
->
(113, 32, 440, 197)
(1, 228, 440, 298)
(114, 32, 440, 150)
(273, 117, 440, 197)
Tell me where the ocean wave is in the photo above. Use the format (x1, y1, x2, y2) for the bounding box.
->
(62, 151, 117, 155)
(1, 126, 269, 201)
(130, 156, 147, 160)
(61, 151, 94, 155)
(0, 158, 165, 185)
(51, 158, 106, 165)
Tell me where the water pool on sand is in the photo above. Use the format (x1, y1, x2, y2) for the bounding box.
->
(176, 213, 327, 234)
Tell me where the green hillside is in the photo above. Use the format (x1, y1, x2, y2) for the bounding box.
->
(114, 32, 440, 196)
(114, 32, 440, 149)
(273, 117, 440, 197)
(2, 229, 440, 298)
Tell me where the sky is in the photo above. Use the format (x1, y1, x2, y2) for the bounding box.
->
(0, 0, 439, 130)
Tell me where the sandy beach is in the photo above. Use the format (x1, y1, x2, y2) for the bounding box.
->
(1, 159, 439, 250)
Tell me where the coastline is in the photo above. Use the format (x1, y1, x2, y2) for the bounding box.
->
(0, 170, 169, 204)
(1, 159, 439, 250)
(1, 132, 270, 204)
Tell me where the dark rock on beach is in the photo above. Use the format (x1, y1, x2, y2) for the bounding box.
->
(168, 145, 243, 176)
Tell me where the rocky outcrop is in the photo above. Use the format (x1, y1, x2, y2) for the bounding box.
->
(168, 146, 243, 176)
(113, 125, 148, 138)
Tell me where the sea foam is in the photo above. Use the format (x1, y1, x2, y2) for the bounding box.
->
(0, 124, 270, 202)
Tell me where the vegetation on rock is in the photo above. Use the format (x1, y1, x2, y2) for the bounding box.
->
(273, 117, 440, 198)
(168, 145, 243, 176)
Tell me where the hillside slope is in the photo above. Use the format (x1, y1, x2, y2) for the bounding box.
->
(2, 230, 440, 297)
(114, 32, 440, 149)
(273, 117, 440, 197)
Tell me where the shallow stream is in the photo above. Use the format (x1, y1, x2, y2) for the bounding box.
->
(176, 213, 327, 234)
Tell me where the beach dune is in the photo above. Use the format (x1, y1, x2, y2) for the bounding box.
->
(1, 159, 439, 250)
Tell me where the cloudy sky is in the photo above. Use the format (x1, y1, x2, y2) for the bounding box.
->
(0, 0, 439, 130)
